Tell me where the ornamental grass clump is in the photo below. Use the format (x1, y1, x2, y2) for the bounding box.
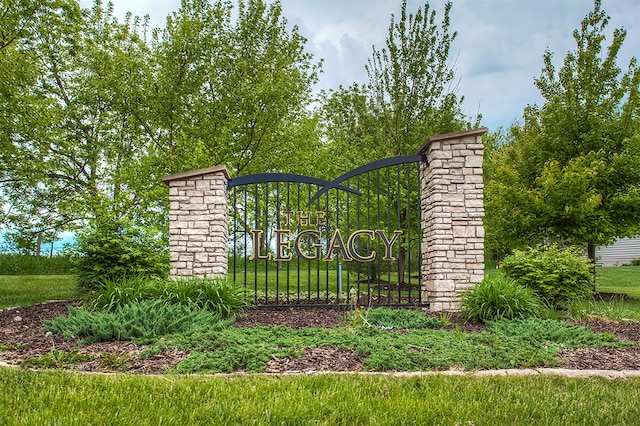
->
(87, 275, 248, 318)
(459, 276, 542, 323)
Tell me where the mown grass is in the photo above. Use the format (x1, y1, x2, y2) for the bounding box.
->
(596, 266, 640, 298)
(1, 368, 639, 425)
(0, 275, 78, 308)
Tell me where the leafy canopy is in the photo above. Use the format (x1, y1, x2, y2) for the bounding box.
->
(485, 0, 640, 256)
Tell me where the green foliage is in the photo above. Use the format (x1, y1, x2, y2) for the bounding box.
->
(484, 1, 640, 254)
(502, 245, 593, 308)
(365, 308, 446, 330)
(159, 276, 249, 318)
(629, 258, 640, 266)
(71, 218, 169, 291)
(88, 275, 248, 318)
(22, 349, 93, 369)
(1, 0, 322, 246)
(99, 350, 134, 371)
(44, 300, 233, 344)
(486, 318, 622, 348)
(459, 276, 542, 323)
(3, 370, 640, 425)
(168, 322, 566, 374)
(0, 254, 73, 275)
(88, 276, 157, 311)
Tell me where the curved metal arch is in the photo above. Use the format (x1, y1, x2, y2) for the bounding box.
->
(307, 154, 427, 206)
(228, 173, 361, 195)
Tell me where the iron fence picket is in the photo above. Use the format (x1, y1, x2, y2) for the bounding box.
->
(227, 155, 426, 308)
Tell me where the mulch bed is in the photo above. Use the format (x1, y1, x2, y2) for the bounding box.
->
(2, 301, 640, 374)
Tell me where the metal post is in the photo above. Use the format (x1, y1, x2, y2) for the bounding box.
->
(337, 260, 343, 294)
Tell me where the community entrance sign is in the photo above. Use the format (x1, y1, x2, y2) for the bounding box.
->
(163, 128, 487, 312)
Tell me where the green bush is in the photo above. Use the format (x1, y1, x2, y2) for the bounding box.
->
(88, 276, 157, 311)
(44, 300, 233, 344)
(459, 276, 542, 323)
(629, 258, 640, 266)
(365, 308, 446, 329)
(486, 318, 619, 348)
(159, 276, 249, 318)
(502, 244, 593, 309)
(71, 218, 169, 291)
(88, 275, 249, 318)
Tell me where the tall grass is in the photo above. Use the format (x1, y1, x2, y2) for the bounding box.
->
(0, 254, 73, 275)
(460, 276, 543, 322)
(88, 275, 249, 317)
(1, 369, 639, 425)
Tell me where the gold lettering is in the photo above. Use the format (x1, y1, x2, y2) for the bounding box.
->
(346, 230, 376, 262)
(248, 229, 271, 260)
(274, 229, 292, 261)
(324, 229, 352, 261)
(297, 211, 311, 227)
(282, 211, 293, 227)
(375, 230, 403, 260)
(293, 229, 322, 260)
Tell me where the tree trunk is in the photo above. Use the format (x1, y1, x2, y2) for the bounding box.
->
(587, 242, 596, 292)
(398, 246, 406, 285)
(35, 232, 43, 259)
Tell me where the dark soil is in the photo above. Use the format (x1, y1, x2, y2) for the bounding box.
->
(2, 301, 640, 374)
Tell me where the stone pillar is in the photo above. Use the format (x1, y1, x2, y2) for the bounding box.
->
(162, 166, 229, 278)
(416, 128, 487, 312)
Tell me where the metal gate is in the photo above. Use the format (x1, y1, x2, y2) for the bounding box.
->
(228, 155, 426, 307)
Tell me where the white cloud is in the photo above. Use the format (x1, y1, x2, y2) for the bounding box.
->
(79, 0, 640, 130)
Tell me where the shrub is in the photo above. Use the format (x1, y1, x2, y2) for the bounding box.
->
(486, 318, 619, 348)
(71, 217, 169, 291)
(88, 276, 158, 311)
(365, 308, 446, 329)
(502, 244, 593, 309)
(44, 300, 233, 344)
(459, 276, 542, 323)
(159, 276, 249, 318)
(630, 258, 640, 266)
(87, 275, 248, 318)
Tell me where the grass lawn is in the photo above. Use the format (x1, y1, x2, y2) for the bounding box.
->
(596, 266, 640, 298)
(1, 268, 640, 424)
(0, 275, 78, 309)
(1, 368, 640, 425)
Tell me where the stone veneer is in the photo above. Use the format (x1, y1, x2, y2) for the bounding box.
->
(162, 166, 229, 277)
(416, 128, 487, 312)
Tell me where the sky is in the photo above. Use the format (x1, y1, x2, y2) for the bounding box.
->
(78, 0, 640, 132)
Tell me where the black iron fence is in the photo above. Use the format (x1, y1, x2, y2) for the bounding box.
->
(228, 155, 426, 307)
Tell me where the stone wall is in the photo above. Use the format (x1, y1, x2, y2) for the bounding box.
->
(162, 166, 229, 277)
(416, 128, 487, 312)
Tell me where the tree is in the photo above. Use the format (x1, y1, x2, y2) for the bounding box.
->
(365, 0, 469, 157)
(1, 1, 160, 232)
(1, 0, 323, 244)
(146, 0, 322, 178)
(485, 0, 640, 261)
(319, 0, 473, 284)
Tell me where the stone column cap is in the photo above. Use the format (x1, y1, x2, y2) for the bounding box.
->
(162, 165, 230, 184)
(416, 128, 488, 155)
